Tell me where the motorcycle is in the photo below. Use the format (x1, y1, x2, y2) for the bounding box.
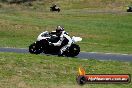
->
(50, 6, 60, 12)
(127, 6, 132, 12)
(29, 31, 82, 57)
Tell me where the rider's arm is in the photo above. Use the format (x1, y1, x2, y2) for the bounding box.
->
(52, 31, 64, 46)
(52, 33, 72, 46)
(52, 36, 63, 46)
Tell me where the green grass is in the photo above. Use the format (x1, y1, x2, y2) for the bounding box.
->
(0, 0, 132, 54)
(0, 8, 132, 54)
(0, 1, 132, 88)
(0, 52, 132, 88)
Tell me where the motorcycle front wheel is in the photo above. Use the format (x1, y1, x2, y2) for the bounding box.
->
(65, 44, 80, 57)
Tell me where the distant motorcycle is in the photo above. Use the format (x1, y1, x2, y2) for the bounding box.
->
(29, 31, 82, 57)
(127, 6, 132, 12)
(50, 6, 60, 12)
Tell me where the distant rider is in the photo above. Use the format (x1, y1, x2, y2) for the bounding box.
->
(52, 4, 57, 9)
(50, 26, 72, 56)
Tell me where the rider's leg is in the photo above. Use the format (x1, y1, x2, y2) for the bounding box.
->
(60, 43, 71, 55)
(60, 45, 68, 54)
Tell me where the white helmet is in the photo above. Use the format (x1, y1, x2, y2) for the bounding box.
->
(56, 26, 64, 36)
(57, 25, 62, 30)
(56, 25, 64, 32)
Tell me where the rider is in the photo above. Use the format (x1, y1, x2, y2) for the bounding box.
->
(50, 26, 72, 56)
(52, 4, 57, 8)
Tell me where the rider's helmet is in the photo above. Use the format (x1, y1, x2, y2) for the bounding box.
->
(53, 4, 57, 7)
(56, 25, 63, 36)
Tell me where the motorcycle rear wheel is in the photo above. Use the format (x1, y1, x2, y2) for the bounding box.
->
(29, 42, 42, 54)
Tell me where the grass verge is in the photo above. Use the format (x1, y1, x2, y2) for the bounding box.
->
(0, 52, 132, 88)
(0, 0, 132, 54)
(0, 8, 132, 54)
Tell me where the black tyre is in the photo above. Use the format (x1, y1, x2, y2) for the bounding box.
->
(127, 9, 130, 12)
(57, 8, 60, 12)
(29, 42, 42, 54)
(39, 39, 50, 54)
(65, 44, 80, 57)
(127, 9, 132, 12)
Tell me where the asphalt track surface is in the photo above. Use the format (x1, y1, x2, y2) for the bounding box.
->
(0, 47, 132, 62)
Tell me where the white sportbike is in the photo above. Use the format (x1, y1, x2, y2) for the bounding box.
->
(29, 31, 82, 57)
